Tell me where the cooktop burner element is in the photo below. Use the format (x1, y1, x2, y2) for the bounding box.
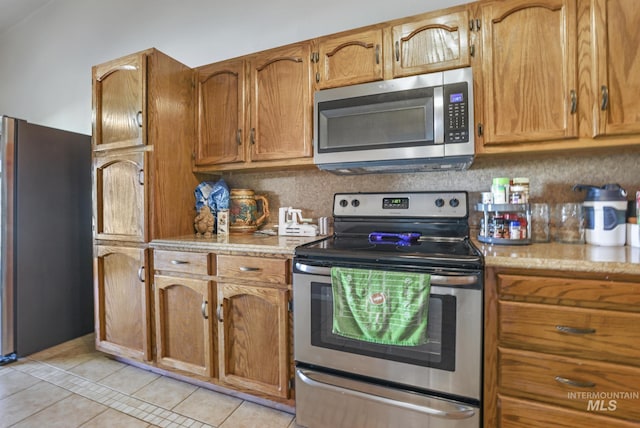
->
(295, 191, 482, 270)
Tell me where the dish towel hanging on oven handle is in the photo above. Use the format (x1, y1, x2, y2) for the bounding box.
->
(330, 267, 430, 346)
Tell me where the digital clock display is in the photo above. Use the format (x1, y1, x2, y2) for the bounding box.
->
(382, 197, 409, 209)
(450, 93, 464, 103)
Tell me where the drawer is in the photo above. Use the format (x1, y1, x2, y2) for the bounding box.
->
(217, 255, 290, 285)
(499, 301, 640, 366)
(153, 250, 210, 275)
(499, 348, 640, 422)
(497, 274, 640, 310)
(499, 394, 639, 428)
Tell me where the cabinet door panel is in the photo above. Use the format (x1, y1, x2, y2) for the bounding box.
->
(250, 43, 313, 162)
(316, 29, 384, 89)
(94, 150, 147, 242)
(499, 348, 640, 421)
(480, 0, 578, 145)
(155, 275, 214, 377)
(218, 283, 289, 398)
(499, 395, 639, 428)
(93, 53, 146, 151)
(94, 245, 150, 361)
(391, 9, 470, 77)
(196, 60, 246, 166)
(592, 0, 640, 136)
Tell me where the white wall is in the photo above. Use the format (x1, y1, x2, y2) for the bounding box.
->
(0, 0, 467, 135)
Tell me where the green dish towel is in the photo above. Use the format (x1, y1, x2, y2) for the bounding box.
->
(331, 267, 431, 346)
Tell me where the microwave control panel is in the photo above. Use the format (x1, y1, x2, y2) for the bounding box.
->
(443, 82, 469, 143)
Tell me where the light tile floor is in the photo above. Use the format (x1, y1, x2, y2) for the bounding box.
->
(0, 334, 303, 428)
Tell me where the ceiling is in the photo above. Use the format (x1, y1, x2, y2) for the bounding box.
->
(0, 0, 51, 35)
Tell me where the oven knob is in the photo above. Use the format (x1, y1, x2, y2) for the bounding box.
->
(435, 198, 445, 208)
(339, 199, 348, 207)
(449, 198, 460, 207)
(351, 199, 360, 207)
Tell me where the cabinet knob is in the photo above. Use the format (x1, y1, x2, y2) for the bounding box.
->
(137, 266, 145, 283)
(555, 325, 596, 335)
(239, 266, 261, 272)
(136, 111, 143, 127)
(570, 89, 577, 114)
(554, 376, 596, 388)
(216, 304, 224, 322)
(395, 41, 400, 62)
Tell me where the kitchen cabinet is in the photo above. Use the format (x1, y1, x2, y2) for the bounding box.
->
(195, 59, 246, 166)
(93, 52, 145, 151)
(94, 245, 151, 361)
(388, 7, 471, 78)
(93, 149, 147, 243)
(484, 268, 640, 427)
(194, 42, 314, 172)
(153, 250, 215, 378)
(590, 0, 640, 137)
(313, 28, 384, 89)
(92, 49, 198, 363)
(476, 0, 578, 149)
(216, 255, 291, 399)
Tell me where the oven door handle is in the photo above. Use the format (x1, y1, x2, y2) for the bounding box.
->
(295, 263, 478, 286)
(296, 369, 476, 420)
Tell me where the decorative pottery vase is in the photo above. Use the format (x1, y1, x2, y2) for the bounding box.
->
(229, 189, 270, 233)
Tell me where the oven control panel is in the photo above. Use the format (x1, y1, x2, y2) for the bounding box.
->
(333, 191, 468, 218)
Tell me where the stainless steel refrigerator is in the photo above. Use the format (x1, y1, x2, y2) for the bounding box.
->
(0, 116, 93, 365)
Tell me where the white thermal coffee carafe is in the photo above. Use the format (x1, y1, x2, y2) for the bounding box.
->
(573, 184, 627, 246)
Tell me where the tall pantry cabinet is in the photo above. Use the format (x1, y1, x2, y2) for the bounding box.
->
(92, 48, 199, 361)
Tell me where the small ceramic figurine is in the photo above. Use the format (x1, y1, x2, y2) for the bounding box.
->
(194, 206, 215, 238)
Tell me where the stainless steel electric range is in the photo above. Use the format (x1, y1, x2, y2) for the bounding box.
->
(293, 191, 483, 428)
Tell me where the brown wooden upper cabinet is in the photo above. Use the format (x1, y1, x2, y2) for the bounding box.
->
(195, 42, 313, 171)
(195, 59, 246, 166)
(590, 0, 640, 137)
(477, 0, 578, 148)
(389, 8, 471, 78)
(313, 28, 385, 89)
(93, 52, 146, 151)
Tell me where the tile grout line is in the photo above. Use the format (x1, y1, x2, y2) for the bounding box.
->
(13, 358, 215, 428)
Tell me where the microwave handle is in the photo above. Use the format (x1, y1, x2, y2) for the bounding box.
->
(295, 263, 478, 286)
(434, 86, 444, 144)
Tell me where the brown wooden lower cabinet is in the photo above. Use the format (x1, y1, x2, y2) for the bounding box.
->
(217, 282, 290, 398)
(94, 244, 151, 361)
(499, 395, 639, 428)
(484, 267, 640, 427)
(145, 248, 293, 404)
(154, 275, 215, 377)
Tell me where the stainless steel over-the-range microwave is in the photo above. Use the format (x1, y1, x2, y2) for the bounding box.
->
(313, 67, 474, 174)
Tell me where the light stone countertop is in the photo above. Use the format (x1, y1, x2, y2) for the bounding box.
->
(474, 239, 640, 275)
(151, 233, 329, 255)
(151, 234, 640, 275)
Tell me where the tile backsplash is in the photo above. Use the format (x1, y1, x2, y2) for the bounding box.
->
(216, 149, 640, 222)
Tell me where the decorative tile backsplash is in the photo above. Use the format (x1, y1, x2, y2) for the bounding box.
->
(219, 149, 640, 221)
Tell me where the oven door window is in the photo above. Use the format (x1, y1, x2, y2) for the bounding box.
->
(317, 88, 435, 152)
(310, 281, 456, 371)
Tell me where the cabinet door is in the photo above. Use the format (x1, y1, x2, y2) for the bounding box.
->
(315, 28, 384, 89)
(195, 60, 247, 166)
(480, 0, 578, 146)
(94, 245, 150, 361)
(93, 52, 146, 151)
(217, 283, 290, 398)
(390, 9, 470, 78)
(93, 150, 147, 242)
(592, 0, 640, 137)
(249, 43, 313, 162)
(154, 275, 215, 377)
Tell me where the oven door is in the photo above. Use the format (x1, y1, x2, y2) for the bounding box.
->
(293, 261, 482, 401)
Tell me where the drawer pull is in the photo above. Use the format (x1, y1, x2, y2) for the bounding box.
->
(554, 376, 596, 388)
(239, 266, 261, 272)
(555, 325, 596, 335)
(171, 260, 189, 265)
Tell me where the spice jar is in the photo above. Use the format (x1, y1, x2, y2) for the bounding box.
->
(510, 185, 527, 204)
(512, 177, 530, 202)
(509, 220, 521, 240)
